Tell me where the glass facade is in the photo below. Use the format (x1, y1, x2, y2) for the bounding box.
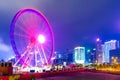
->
(102, 40, 117, 63)
(74, 47, 85, 64)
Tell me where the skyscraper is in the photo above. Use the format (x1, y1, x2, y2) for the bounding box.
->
(102, 40, 117, 63)
(74, 47, 85, 64)
(96, 38, 102, 64)
(102, 44, 105, 63)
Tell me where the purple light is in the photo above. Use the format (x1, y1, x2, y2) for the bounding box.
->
(38, 34, 45, 44)
(96, 38, 100, 42)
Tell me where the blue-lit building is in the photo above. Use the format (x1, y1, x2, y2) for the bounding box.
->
(74, 47, 85, 64)
(53, 49, 75, 65)
(86, 49, 96, 64)
(66, 49, 74, 65)
(53, 52, 66, 65)
(102, 40, 117, 63)
(96, 38, 102, 64)
(85, 48, 96, 64)
(85, 49, 92, 64)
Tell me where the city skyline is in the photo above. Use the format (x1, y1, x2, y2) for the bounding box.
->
(1, 0, 120, 60)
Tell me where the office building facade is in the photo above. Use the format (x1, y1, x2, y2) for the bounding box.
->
(102, 40, 117, 63)
(74, 47, 85, 64)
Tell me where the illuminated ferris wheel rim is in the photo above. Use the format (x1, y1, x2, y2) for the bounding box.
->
(10, 8, 55, 65)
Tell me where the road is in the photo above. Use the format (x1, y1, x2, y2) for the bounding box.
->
(37, 72, 120, 80)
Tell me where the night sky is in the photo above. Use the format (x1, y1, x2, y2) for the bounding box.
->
(0, 0, 120, 60)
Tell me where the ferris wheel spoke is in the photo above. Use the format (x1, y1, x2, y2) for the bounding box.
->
(38, 21, 46, 33)
(18, 15, 32, 33)
(35, 14, 43, 25)
(15, 23, 30, 36)
(24, 13, 33, 27)
(40, 45, 48, 65)
(27, 13, 39, 28)
(13, 48, 29, 67)
(36, 45, 44, 65)
(43, 44, 51, 49)
(26, 19, 35, 29)
(45, 33, 52, 38)
(14, 32, 29, 39)
(41, 24, 52, 35)
(13, 43, 33, 66)
(32, 15, 39, 25)
(45, 40, 53, 45)
(21, 43, 34, 65)
(26, 54, 34, 67)
(36, 18, 42, 28)
(34, 48, 38, 66)
(23, 49, 31, 67)
(21, 51, 31, 68)
(43, 46, 51, 53)
(43, 43, 52, 50)
(43, 46, 52, 57)
(41, 26, 49, 34)
(17, 18, 27, 28)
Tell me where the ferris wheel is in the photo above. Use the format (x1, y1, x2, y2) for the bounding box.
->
(10, 8, 54, 68)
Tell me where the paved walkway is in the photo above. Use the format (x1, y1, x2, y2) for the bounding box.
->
(37, 72, 120, 80)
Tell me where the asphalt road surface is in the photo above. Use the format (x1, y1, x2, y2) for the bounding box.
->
(37, 72, 120, 80)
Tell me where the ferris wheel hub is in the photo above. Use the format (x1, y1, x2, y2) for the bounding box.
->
(30, 36, 36, 43)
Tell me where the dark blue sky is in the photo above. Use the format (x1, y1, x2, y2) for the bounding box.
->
(0, 0, 120, 60)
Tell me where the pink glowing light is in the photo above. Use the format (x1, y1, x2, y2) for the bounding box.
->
(96, 38, 100, 42)
(38, 34, 45, 44)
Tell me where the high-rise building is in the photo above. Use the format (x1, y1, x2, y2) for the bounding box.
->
(74, 47, 85, 64)
(96, 38, 102, 64)
(102, 44, 105, 63)
(85, 48, 96, 64)
(85, 49, 91, 64)
(90, 49, 96, 63)
(66, 49, 74, 65)
(102, 40, 117, 63)
(53, 52, 66, 65)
